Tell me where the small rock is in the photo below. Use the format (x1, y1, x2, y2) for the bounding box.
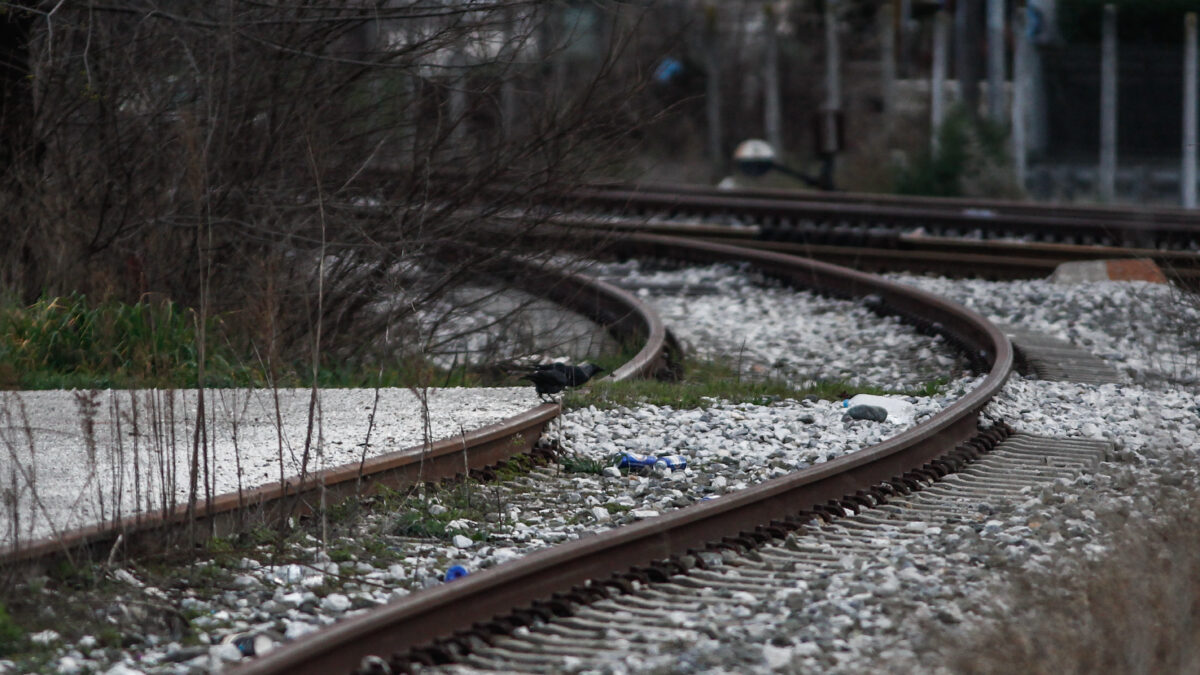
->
(163, 646, 209, 663)
(843, 405, 888, 422)
(320, 593, 352, 613)
(590, 506, 611, 522)
(284, 621, 319, 641)
(210, 642, 243, 663)
(452, 534, 474, 549)
(602, 466, 622, 478)
(279, 592, 306, 607)
(31, 630, 60, 646)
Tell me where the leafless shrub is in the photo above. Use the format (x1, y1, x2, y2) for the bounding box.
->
(1, 1, 664, 374)
(942, 481, 1200, 674)
(0, 1, 677, 560)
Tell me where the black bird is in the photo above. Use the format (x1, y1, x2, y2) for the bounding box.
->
(522, 362, 604, 401)
(522, 368, 568, 401)
(534, 362, 604, 387)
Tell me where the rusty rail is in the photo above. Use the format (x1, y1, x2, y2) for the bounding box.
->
(0, 262, 677, 569)
(235, 234, 1013, 675)
(569, 187, 1200, 249)
(586, 180, 1200, 232)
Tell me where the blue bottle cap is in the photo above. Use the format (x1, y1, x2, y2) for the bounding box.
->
(445, 565, 469, 581)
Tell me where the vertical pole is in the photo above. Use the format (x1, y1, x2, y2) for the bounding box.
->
(955, 0, 968, 110)
(1099, 3, 1117, 203)
(449, 51, 467, 151)
(987, 0, 1006, 122)
(704, 5, 724, 180)
(500, 7, 519, 143)
(824, 0, 842, 113)
(1184, 13, 1197, 208)
(932, 9, 949, 152)
(899, 0, 912, 77)
(763, 5, 784, 153)
(881, 3, 897, 139)
(957, 0, 984, 117)
(819, 0, 842, 188)
(1012, 3, 1029, 191)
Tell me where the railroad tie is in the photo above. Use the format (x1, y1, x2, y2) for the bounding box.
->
(424, 433, 1110, 674)
(998, 324, 1121, 385)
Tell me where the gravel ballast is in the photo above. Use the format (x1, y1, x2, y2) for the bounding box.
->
(24, 267, 1189, 675)
(481, 275, 1200, 674)
(0, 263, 980, 674)
(599, 261, 964, 389)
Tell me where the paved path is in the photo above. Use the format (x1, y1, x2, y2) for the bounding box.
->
(0, 387, 537, 548)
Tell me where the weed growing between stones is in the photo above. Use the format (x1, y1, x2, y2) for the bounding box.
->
(564, 355, 949, 411)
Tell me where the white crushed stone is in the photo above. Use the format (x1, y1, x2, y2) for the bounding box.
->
(559, 276, 1200, 674)
(888, 274, 1200, 387)
(599, 261, 964, 389)
(0, 387, 539, 547)
(0, 264, 998, 675)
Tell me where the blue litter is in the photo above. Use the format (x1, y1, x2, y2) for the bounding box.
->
(654, 57, 683, 83)
(619, 453, 687, 471)
(445, 565, 469, 581)
(618, 453, 658, 468)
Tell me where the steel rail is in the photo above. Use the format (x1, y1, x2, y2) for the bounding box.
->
(0, 262, 677, 570)
(569, 188, 1200, 247)
(234, 234, 1013, 675)
(541, 213, 1200, 286)
(586, 180, 1200, 229)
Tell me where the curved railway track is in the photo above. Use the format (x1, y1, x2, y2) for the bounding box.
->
(0, 259, 678, 570)
(432, 432, 1111, 674)
(235, 234, 1016, 675)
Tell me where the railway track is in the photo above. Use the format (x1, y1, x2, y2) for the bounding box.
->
(236, 234, 1017, 675)
(0, 258, 678, 570)
(224, 187, 1195, 673)
(558, 184, 1200, 286)
(434, 432, 1110, 674)
(577, 181, 1200, 247)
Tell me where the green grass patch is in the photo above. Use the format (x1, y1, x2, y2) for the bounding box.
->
(559, 453, 613, 475)
(0, 293, 265, 389)
(0, 603, 25, 657)
(564, 357, 949, 411)
(0, 293, 548, 390)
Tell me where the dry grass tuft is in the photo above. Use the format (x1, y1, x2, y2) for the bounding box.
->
(943, 484, 1200, 674)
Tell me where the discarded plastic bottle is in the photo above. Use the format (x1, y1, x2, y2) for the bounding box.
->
(656, 455, 688, 470)
(841, 394, 914, 424)
(618, 453, 659, 469)
(445, 565, 469, 581)
(619, 453, 688, 470)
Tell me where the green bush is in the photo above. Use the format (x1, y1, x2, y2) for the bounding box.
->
(0, 603, 24, 656)
(0, 293, 259, 389)
(895, 106, 1018, 198)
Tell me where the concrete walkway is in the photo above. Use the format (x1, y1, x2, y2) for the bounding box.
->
(0, 387, 537, 549)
